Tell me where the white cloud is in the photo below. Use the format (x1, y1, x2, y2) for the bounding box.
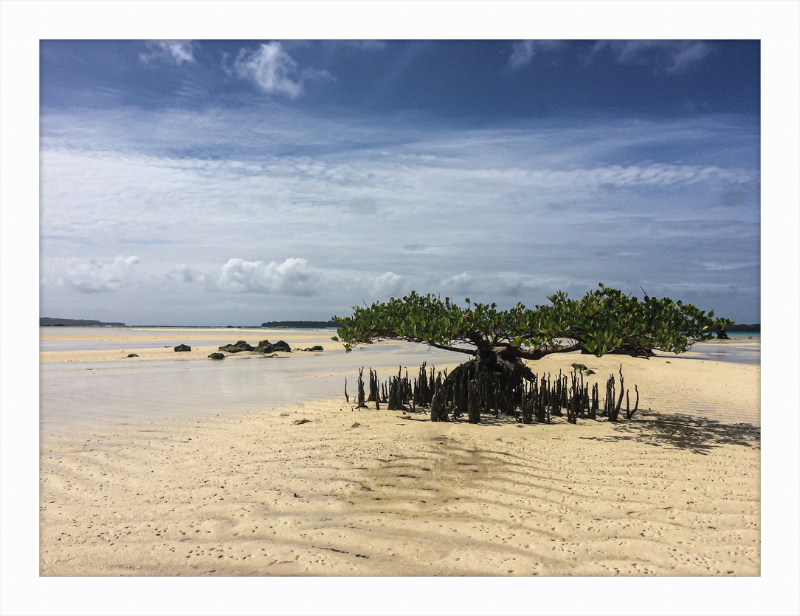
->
(371, 271, 404, 297)
(509, 40, 567, 70)
(39, 105, 759, 323)
(347, 196, 378, 214)
(168, 264, 209, 284)
(664, 42, 713, 74)
(440, 273, 473, 295)
(216, 257, 321, 296)
(235, 43, 301, 98)
(499, 278, 524, 297)
(701, 262, 751, 272)
(233, 42, 332, 98)
(59, 255, 140, 294)
(509, 41, 535, 71)
(592, 41, 712, 74)
(139, 40, 196, 65)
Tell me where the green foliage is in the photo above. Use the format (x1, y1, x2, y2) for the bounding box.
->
(331, 285, 734, 358)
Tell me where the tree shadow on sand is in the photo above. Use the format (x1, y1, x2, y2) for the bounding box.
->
(578, 411, 760, 455)
(396, 407, 760, 456)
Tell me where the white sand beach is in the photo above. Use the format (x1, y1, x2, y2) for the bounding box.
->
(39, 329, 760, 577)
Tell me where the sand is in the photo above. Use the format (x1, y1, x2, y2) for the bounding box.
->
(39, 330, 760, 577)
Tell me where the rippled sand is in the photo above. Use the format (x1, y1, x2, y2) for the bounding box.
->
(39, 332, 760, 577)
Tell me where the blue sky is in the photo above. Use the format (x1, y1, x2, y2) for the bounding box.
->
(40, 39, 760, 325)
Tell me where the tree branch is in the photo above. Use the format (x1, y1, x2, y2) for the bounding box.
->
(497, 342, 583, 360)
(429, 342, 476, 355)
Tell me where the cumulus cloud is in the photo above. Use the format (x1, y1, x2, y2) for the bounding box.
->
(216, 257, 320, 296)
(509, 40, 567, 70)
(139, 40, 197, 65)
(60, 255, 140, 294)
(233, 42, 332, 98)
(371, 271, 404, 297)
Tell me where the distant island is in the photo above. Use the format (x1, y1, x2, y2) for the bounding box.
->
(261, 320, 338, 328)
(41, 317, 126, 327)
(725, 323, 760, 332)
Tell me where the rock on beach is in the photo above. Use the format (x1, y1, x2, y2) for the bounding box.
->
(218, 341, 254, 353)
(255, 340, 291, 353)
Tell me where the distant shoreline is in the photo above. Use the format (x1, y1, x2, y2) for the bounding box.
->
(40, 319, 339, 329)
(261, 320, 338, 328)
(40, 317, 125, 327)
(124, 325, 339, 330)
(724, 324, 760, 332)
(39, 319, 759, 334)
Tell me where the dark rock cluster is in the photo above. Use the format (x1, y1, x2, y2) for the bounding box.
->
(255, 340, 291, 353)
(216, 339, 292, 354)
(174, 344, 191, 352)
(218, 340, 254, 353)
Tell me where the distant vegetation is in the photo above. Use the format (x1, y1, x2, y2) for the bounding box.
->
(723, 323, 759, 332)
(261, 320, 337, 328)
(40, 317, 125, 327)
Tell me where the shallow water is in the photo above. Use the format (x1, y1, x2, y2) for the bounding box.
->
(38, 326, 308, 351)
(39, 338, 243, 351)
(40, 331, 760, 434)
(656, 339, 760, 365)
(39, 342, 462, 434)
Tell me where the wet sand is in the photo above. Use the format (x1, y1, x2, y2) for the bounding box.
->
(39, 330, 760, 577)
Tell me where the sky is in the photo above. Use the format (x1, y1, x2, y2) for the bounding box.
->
(39, 39, 761, 326)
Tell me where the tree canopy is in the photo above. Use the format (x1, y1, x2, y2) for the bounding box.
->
(331, 284, 733, 361)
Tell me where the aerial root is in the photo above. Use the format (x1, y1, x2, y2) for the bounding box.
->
(348, 359, 640, 424)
